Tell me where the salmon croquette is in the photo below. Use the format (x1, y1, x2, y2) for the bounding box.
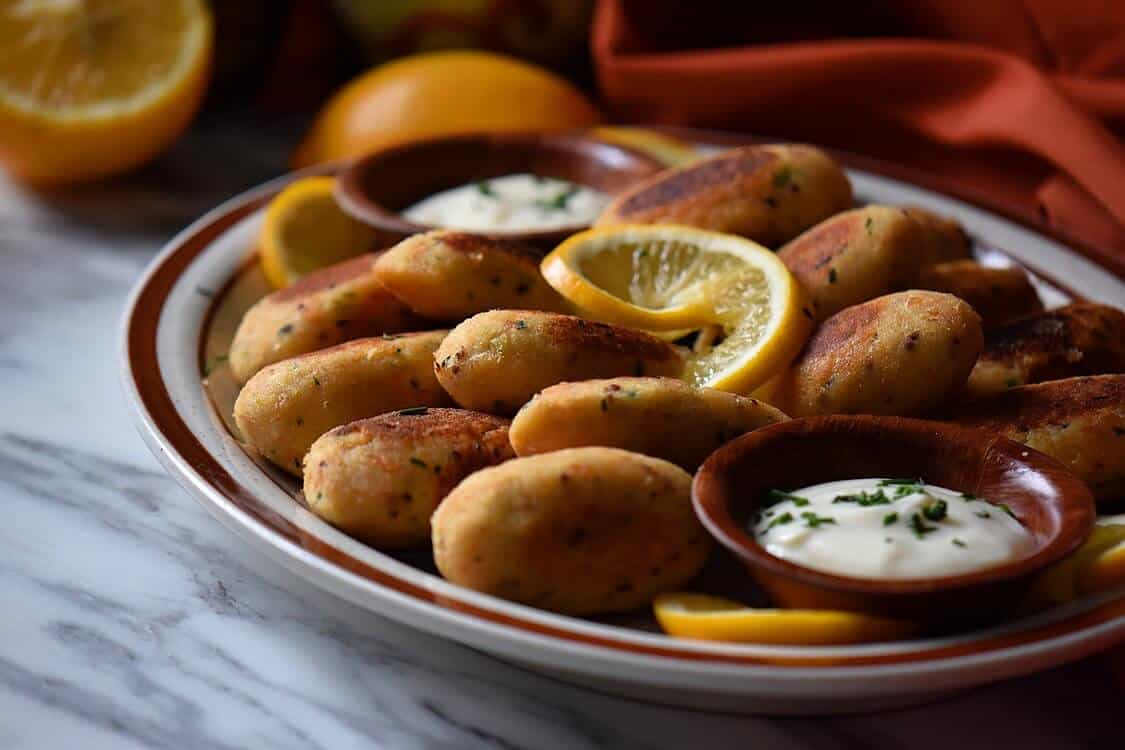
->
(229, 254, 426, 383)
(234, 331, 451, 475)
(772, 291, 983, 416)
(510, 377, 787, 469)
(596, 144, 853, 247)
(431, 447, 711, 615)
(433, 310, 683, 415)
(373, 230, 568, 320)
(304, 408, 513, 549)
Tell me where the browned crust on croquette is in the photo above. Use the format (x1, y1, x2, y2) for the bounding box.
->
(799, 297, 882, 360)
(980, 303, 1125, 371)
(944, 375, 1125, 429)
(329, 408, 510, 441)
(427, 231, 545, 263)
(613, 148, 779, 215)
(778, 211, 863, 276)
(537, 314, 681, 361)
(271, 253, 380, 302)
(272, 330, 445, 365)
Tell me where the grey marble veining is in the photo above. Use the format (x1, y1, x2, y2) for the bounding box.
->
(1, 112, 1122, 750)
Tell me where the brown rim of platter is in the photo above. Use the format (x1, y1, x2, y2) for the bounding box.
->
(127, 133, 1125, 669)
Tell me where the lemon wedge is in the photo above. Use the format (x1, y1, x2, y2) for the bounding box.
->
(1026, 521, 1125, 608)
(259, 177, 380, 289)
(591, 126, 699, 166)
(541, 225, 813, 394)
(654, 593, 916, 645)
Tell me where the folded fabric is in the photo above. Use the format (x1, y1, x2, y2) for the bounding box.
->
(592, 0, 1125, 262)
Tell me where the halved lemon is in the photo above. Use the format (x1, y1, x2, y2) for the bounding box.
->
(0, 0, 212, 185)
(541, 225, 813, 394)
(259, 176, 380, 289)
(654, 593, 916, 645)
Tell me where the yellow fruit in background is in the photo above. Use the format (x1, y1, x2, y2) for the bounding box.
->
(293, 50, 601, 167)
(332, 0, 594, 68)
(258, 177, 379, 289)
(0, 0, 212, 186)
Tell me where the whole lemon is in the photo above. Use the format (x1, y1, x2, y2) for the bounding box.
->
(292, 50, 601, 167)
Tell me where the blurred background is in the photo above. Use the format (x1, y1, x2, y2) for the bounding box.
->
(0, 0, 1122, 251)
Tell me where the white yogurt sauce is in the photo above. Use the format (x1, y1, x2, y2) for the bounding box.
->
(753, 478, 1036, 580)
(401, 173, 610, 233)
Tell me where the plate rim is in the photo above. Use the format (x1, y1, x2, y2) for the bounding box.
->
(119, 132, 1125, 695)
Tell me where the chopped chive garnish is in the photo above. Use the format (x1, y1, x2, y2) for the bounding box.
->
(921, 499, 948, 522)
(475, 180, 496, 197)
(409, 457, 428, 469)
(828, 268, 838, 284)
(952, 538, 967, 548)
(766, 489, 809, 506)
(764, 512, 794, 530)
(397, 406, 429, 416)
(801, 512, 836, 528)
(997, 503, 1018, 519)
(960, 491, 977, 501)
(878, 477, 924, 486)
(910, 513, 938, 538)
(772, 166, 792, 188)
(832, 489, 892, 506)
(975, 510, 991, 519)
(883, 512, 899, 526)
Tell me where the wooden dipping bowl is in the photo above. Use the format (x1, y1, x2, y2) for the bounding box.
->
(334, 131, 665, 246)
(692, 416, 1096, 628)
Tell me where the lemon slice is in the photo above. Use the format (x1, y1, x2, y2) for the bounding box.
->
(592, 126, 699, 166)
(0, 0, 212, 185)
(654, 593, 916, 645)
(541, 225, 813, 393)
(259, 176, 380, 289)
(1027, 521, 1125, 607)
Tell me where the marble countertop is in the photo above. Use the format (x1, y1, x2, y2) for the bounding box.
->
(1, 113, 1122, 750)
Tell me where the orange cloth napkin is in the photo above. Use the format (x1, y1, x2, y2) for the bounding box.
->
(592, 0, 1125, 263)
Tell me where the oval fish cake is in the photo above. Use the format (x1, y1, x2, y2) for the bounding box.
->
(510, 377, 788, 469)
(304, 408, 513, 549)
(433, 310, 683, 414)
(373, 230, 569, 320)
(772, 291, 983, 417)
(944, 375, 1125, 503)
(902, 206, 972, 264)
(778, 205, 934, 322)
(916, 260, 1042, 329)
(431, 447, 711, 615)
(596, 144, 853, 247)
(965, 303, 1125, 399)
(234, 331, 452, 475)
(229, 254, 427, 383)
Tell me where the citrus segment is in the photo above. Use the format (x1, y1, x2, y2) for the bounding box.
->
(259, 177, 379, 289)
(654, 593, 916, 645)
(541, 225, 812, 394)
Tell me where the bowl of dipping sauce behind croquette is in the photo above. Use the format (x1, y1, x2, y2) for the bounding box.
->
(692, 416, 1096, 629)
(334, 132, 665, 246)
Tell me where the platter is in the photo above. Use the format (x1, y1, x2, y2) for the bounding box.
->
(121, 131, 1125, 714)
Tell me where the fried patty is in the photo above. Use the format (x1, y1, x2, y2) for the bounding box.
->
(965, 303, 1125, 399)
(944, 374, 1125, 503)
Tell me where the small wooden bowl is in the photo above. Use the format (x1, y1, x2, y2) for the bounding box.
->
(692, 416, 1096, 628)
(334, 131, 665, 246)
